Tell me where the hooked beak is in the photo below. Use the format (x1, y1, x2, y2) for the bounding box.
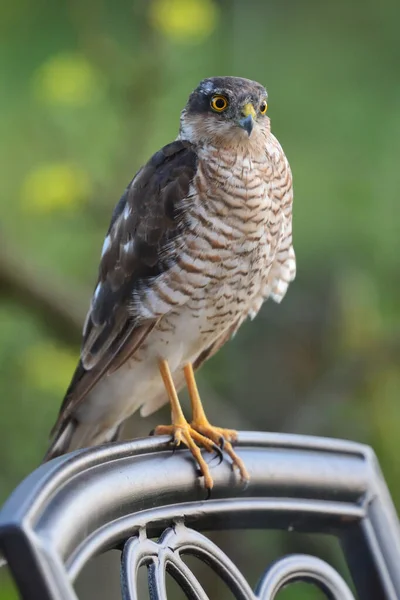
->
(238, 102, 256, 136)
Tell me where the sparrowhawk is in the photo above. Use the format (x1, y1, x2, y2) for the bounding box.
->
(46, 76, 296, 489)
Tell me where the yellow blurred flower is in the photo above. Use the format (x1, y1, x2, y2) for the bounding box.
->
(33, 52, 103, 106)
(23, 343, 78, 395)
(150, 0, 218, 42)
(21, 162, 92, 212)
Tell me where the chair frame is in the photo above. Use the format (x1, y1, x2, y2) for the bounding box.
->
(1, 432, 400, 599)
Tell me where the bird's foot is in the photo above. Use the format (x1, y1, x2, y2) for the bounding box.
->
(154, 420, 221, 489)
(190, 420, 249, 484)
(192, 423, 238, 445)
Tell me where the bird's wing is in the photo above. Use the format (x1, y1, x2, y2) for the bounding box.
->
(51, 140, 198, 437)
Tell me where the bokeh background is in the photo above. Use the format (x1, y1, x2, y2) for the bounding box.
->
(1, 0, 399, 598)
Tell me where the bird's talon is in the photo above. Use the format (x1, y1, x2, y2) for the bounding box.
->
(153, 422, 216, 489)
(211, 442, 223, 465)
(241, 478, 250, 492)
(153, 417, 247, 490)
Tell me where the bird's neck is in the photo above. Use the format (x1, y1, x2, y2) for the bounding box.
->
(178, 123, 272, 160)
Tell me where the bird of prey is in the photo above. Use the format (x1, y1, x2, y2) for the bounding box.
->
(46, 76, 295, 489)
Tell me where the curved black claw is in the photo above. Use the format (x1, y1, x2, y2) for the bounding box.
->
(218, 436, 225, 450)
(210, 442, 224, 465)
(172, 437, 181, 454)
(241, 478, 250, 492)
(148, 429, 155, 437)
(195, 468, 213, 499)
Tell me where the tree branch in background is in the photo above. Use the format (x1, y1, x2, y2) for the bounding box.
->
(0, 236, 88, 345)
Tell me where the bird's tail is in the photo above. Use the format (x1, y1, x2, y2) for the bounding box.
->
(43, 419, 124, 462)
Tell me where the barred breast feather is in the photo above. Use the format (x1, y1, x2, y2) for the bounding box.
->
(131, 131, 295, 377)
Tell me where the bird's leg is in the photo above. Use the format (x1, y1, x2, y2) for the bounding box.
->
(183, 363, 250, 483)
(154, 359, 219, 489)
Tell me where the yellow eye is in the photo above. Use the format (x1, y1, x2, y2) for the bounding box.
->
(260, 100, 268, 114)
(211, 95, 228, 112)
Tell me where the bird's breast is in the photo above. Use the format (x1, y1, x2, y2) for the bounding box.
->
(132, 141, 289, 349)
(157, 147, 282, 336)
(186, 147, 281, 285)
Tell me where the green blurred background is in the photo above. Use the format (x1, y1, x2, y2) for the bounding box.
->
(0, 0, 399, 597)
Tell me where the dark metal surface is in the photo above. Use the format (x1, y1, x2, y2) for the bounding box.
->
(0, 432, 399, 599)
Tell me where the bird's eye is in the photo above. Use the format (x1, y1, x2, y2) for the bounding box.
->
(260, 100, 268, 115)
(211, 95, 229, 112)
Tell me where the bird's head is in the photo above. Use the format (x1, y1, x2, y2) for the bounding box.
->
(180, 76, 270, 147)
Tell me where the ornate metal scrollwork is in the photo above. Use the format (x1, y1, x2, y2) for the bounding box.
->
(121, 521, 355, 600)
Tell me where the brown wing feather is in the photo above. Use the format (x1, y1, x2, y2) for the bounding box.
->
(50, 321, 154, 437)
(50, 141, 198, 439)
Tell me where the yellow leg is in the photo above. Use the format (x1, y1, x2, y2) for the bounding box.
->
(154, 359, 216, 489)
(183, 363, 250, 483)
